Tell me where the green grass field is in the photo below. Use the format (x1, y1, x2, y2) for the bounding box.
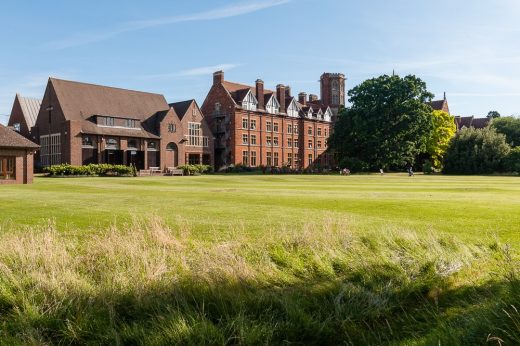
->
(2, 174, 519, 243)
(0, 174, 519, 344)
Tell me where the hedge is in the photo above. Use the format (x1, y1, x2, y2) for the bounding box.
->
(44, 164, 134, 177)
(177, 164, 213, 175)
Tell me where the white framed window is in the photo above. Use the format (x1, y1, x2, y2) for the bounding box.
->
(273, 152, 279, 166)
(125, 119, 136, 128)
(287, 153, 292, 166)
(317, 127, 322, 136)
(308, 140, 312, 148)
(241, 90, 258, 111)
(188, 122, 207, 147)
(287, 138, 292, 147)
(287, 124, 292, 134)
(265, 95, 280, 114)
(273, 137, 279, 147)
(317, 141, 322, 149)
(250, 119, 257, 130)
(287, 99, 300, 117)
(294, 139, 298, 148)
(242, 134, 248, 145)
(106, 138, 119, 150)
(251, 151, 257, 166)
(40, 133, 61, 166)
(266, 152, 272, 166)
(251, 134, 257, 145)
(242, 151, 249, 166)
(266, 121, 272, 132)
(266, 136, 272, 146)
(242, 118, 248, 129)
(273, 122, 279, 132)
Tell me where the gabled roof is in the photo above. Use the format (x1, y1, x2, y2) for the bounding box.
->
(454, 116, 490, 130)
(169, 99, 194, 119)
(16, 94, 41, 128)
(49, 78, 169, 121)
(429, 98, 450, 114)
(0, 124, 39, 149)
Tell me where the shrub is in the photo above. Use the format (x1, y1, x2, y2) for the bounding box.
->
(178, 164, 212, 175)
(505, 147, 520, 174)
(490, 116, 520, 147)
(339, 157, 369, 172)
(44, 164, 133, 177)
(423, 159, 434, 174)
(443, 127, 511, 174)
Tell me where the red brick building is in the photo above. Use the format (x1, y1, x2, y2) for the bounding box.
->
(0, 124, 38, 184)
(31, 78, 213, 170)
(201, 71, 344, 169)
(7, 94, 41, 139)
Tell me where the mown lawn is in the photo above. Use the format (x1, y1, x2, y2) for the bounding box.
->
(0, 174, 519, 345)
(1, 174, 519, 244)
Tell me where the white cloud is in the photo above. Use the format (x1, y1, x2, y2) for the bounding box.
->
(47, 0, 291, 49)
(140, 63, 241, 80)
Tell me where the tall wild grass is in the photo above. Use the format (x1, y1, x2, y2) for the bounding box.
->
(0, 217, 517, 345)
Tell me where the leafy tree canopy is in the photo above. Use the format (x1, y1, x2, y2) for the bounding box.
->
(490, 116, 520, 147)
(426, 110, 456, 168)
(443, 127, 510, 174)
(330, 74, 434, 170)
(487, 110, 501, 119)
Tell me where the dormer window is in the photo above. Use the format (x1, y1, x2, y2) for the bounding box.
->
(125, 119, 136, 128)
(13, 123, 21, 132)
(323, 108, 332, 122)
(103, 117, 115, 126)
(286, 99, 299, 117)
(265, 95, 280, 114)
(241, 90, 258, 111)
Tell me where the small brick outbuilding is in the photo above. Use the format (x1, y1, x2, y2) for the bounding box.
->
(0, 124, 39, 184)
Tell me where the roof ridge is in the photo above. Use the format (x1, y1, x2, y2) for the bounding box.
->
(50, 77, 165, 97)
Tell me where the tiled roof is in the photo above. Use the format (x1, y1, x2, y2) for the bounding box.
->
(169, 100, 194, 119)
(429, 100, 446, 110)
(17, 94, 41, 128)
(49, 78, 170, 122)
(0, 124, 39, 149)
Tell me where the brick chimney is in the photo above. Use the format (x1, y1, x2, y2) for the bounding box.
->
(256, 79, 264, 110)
(298, 92, 307, 106)
(213, 70, 224, 85)
(276, 84, 286, 113)
(285, 85, 291, 97)
(309, 94, 318, 102)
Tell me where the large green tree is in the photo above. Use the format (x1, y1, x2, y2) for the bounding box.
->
(443, 127, 510, 174)
(330, 75, 434, 170)
(425, 110, 456, 168)
(490, 116, 520, 147)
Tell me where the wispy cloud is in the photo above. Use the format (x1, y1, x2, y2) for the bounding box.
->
(140, 63, 241, 80)
(47, 0, 291, 49)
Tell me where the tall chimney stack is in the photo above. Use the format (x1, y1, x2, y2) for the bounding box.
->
(213, 70, 224, 85)
(309, 94, 318, 102)
(256, 79, 264, 110)
(276, 84, 286, 113)
(285, 85, 291, 98)
(298, 92, 307, 106)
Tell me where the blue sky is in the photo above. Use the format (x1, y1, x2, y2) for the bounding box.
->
(1, 0, 519, 124)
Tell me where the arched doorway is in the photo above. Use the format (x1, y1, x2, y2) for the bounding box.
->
(166, 142, 178, 167)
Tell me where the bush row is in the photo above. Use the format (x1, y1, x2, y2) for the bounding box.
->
(44, 164, 134, 177)
(177, 164, 213, 175)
